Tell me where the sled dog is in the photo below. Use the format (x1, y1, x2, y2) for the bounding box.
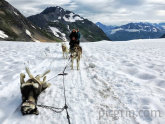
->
(61, 43, 68, 59)
(70, 44, 82, 70)
(20, 67, 51, 115)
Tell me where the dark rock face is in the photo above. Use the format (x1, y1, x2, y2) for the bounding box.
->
(160, 34, 165, 38)
(28, 6, 110, 42)
(0, 0, 62, 42)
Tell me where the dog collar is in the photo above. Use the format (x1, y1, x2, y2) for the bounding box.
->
(24, 100, 36, 105)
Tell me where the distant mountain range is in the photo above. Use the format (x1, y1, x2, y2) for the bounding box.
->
(1, 0, 164, 42)
(0, 0, 62, 42)
(28, 6, 110, 42)
(96, 22, 165, 41)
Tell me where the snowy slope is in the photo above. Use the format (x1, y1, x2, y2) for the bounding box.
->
(0, 30, 8, 39)
(0, 39, 165, 124)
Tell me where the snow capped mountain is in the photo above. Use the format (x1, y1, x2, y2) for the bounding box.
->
(40, 6, 84, 23)
(118, 22, 164, 33)
(0, 0, 62, 42)
(97, 22, 165, 41)
(28, 6, 110, 42)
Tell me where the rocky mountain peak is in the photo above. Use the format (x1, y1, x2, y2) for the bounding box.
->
(28, 6, 110, 42)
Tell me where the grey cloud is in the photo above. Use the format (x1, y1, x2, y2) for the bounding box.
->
(7, 0, 37, 5)
(5, 0, 165, 25)
(117, 0, 145, 6)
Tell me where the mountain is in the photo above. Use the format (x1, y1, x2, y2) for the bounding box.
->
(160, 33, 165, 38)
(97, 22, 165, 41)
(159, 23, 165, 38)
(96, 22, 115, 32)
(28, 6, 110, 42)
(159, 23, 165, 29)
(0, 0, 62, 42)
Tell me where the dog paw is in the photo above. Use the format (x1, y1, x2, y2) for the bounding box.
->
(47, 83, 51, 88)
(34, 109, 39, 115)
(43, 83, 51, 90)
(20, 73, 26, 78)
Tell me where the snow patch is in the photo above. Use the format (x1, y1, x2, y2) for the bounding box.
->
(110, 28, 123, 34)
(63, 13, 83, 22)
(31, 25, 36, 29)
(162, 26, 165, 29)
(52, 20, 59, 22)
(14, 11, 19, 16)
(61, 33, 67, 41)
(25, 29, 32, 37)
(25, 29, 40, 42)
(49, 27, 60, 37)
(67, 25, 70, 31)
(125, 29, 139, 32)
(49, 26, 67, 41)
(153, 28, 157, 32)
(33, 38, 40, 42)
(0, 30, 8, 39)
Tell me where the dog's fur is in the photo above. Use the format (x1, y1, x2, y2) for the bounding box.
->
(20, 67, 51, 115)
(70, 44, 82, 70)
(61, 43, 68, 59)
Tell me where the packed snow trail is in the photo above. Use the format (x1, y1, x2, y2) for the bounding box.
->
(0, 39, 165, 124)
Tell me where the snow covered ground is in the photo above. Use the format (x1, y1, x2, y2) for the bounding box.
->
(0, 39, 165, 124)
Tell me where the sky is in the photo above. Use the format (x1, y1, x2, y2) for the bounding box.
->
(6, 0, 165, 26)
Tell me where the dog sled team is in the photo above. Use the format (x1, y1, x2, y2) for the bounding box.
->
(62, 28, 82, 70)
(20, 28, 82, 116)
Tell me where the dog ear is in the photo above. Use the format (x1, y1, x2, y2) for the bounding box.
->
(20, 73, 26, 84)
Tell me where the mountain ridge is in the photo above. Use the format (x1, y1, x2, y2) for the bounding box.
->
(0, 0, 62, 42)
(96, 22, 165, 41)
(28, 6, 110, 42)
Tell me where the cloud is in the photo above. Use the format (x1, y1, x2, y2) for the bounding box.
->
(5, 0, 165, 25)
(6, 0, 72, 16)
(117, 0, 145, 6)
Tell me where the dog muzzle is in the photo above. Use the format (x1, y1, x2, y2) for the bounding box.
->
(21, 100, 36, 115)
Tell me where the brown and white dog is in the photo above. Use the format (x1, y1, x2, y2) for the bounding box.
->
(61, 43, 68, 59)
(70, 44, 82, 70)
(20, 67, 51, 115)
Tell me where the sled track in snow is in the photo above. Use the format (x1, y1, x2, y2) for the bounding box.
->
(0, 41, 165, 124)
